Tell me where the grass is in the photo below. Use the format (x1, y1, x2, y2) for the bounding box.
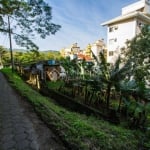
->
(46, 80, 64, 90)
(1, 68, 145, 150)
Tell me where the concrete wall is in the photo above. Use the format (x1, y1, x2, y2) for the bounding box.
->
(122, 0, 150, 15)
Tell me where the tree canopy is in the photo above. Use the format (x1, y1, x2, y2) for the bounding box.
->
(0, 0, 61, 49)
(122, 25, 150, 84)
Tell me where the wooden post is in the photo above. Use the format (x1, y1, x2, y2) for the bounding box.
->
(36, 74, 40, 89)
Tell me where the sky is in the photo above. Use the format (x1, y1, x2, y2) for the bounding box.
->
(0, 0, 139, 51)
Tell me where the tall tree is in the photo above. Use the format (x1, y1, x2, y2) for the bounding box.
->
(0, 0, 61, 50)
(122, 25, 150, 85)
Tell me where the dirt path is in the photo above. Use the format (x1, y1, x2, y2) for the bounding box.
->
(0, 72, 67, 150)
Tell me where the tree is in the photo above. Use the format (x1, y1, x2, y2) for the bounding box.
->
(122, 25, 150, 85)
(119, 25, 150, 128)
(61, 57, 80, 79)
(0, 0, 61, 50)
(99, 52, 132, 110)
(90, 50, 131, 110)
(13, 51, 24, 63)
(0, 45, 7, 67)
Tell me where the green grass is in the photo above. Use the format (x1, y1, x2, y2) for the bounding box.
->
(1, 68, 145, 150)
(46, 80, 64, 90)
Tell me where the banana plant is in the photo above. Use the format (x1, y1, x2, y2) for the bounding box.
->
(120, 79, 150, 128)
(61, 57, 80, 79)
(92, 51, 131, 111)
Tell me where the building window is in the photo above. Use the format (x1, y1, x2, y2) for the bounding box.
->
(109, 51, 114, 56)
(109, 26, 118, 32)
(114, 26, 118, 30)
(109, 39, 114, 45)
(109, 38, 117, 45)
(137, 22, 144, 28)
(109, 27, 114, 32)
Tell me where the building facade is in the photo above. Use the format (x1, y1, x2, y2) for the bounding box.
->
(60, 39, 106, 62)
(91, 39, 107, 61)
(101, 0, 150, 64)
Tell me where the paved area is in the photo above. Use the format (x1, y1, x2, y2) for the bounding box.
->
(0, 72, 67, 150)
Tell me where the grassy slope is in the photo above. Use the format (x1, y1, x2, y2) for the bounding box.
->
(1, 68, 140, 150)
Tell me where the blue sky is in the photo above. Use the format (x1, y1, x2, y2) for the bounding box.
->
(0, 0, 138, 51)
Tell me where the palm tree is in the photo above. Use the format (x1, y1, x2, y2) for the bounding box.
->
(61, 57, 80, 79)
(119, 79, 150, 128)
(93, 51, 131, 111)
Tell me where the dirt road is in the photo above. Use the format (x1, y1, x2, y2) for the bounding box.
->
(0, 72, 67, 150)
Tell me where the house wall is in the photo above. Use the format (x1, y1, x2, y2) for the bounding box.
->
(122, 0, 150, 15)
(144, 0, 150, 14)
(107, 19, 136, 63)
(91, 40, 106, 61)
(91, 44, 99, 56)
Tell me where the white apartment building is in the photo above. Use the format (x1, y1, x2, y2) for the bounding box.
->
(91, 39, 106, 61)
(101, 0, 150, 64)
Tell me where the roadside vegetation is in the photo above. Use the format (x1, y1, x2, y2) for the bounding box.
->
(1, 68, 144, 150)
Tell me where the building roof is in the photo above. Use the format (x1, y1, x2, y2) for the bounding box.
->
(77, 53, 93, 61)
(101, 11, 150, 26)
(121, 0, 148, 15)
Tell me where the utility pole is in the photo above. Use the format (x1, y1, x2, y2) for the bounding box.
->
(8, 15, 14, 72)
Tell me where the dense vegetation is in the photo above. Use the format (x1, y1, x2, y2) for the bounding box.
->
(1, 68, 146, 150)
(0, 46, 62, 66)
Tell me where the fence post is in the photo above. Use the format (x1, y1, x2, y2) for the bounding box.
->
(36, 74, 40, 89)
